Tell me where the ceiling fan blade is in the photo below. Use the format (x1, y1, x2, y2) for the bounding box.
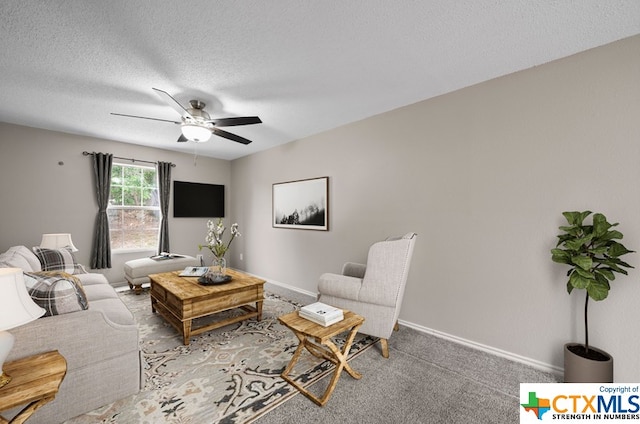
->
(207, 116, 262, 127)
(110, 112, 181, 124)
(212, 128, 253, 145)
(152, 87, 193, 118)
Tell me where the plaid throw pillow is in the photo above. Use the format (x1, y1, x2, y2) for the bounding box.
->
(32, 247, 86, 274)
(24, 271, 89, 316)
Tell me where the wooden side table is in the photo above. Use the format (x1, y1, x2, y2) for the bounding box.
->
(278, 310, 364, 406)
(0, 351, 66, 424)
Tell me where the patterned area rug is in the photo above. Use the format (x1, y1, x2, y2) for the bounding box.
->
(66, 290, 376, 424)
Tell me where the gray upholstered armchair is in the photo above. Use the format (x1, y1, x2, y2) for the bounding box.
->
(317, 233, 417, 358)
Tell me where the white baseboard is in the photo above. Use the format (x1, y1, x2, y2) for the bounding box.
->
(399, 319, 563, 377)
(219, 271, 564, 377)
(265, 278, 318, 299)
(241, 270, 318, 300)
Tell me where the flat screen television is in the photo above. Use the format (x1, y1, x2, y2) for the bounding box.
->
(173, 181, 225, 217)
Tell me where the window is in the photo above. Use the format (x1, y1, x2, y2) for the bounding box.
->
(108, 163, 160, 250)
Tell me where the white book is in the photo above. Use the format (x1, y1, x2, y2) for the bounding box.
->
(179, 266, 209, 277)
(299, 310, 344, 327)
(299, 308, 343, 320)
(300, 302, 343, 320)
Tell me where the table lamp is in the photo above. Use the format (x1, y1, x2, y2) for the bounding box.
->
(39, 233, 78, 252)
(0, 268, 45, 388)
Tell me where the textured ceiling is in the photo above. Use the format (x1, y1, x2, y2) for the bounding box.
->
(1, 1, 639, 160)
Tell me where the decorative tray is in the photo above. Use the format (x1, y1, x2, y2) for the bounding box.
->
(198, 274, 233, 285)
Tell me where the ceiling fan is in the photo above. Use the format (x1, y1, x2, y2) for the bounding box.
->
(111, 88, 262, 144)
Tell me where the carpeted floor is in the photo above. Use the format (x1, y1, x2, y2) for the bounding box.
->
(67, 283, 559, 423)
(255, 326, 560, 423)
(256, 284, 561, 424)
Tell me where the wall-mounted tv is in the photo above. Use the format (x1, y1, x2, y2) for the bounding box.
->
(173, 181, 225, 218)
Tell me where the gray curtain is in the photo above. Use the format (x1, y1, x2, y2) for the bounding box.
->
(157, 161, 172, 254)
(91, 153, 112, 269)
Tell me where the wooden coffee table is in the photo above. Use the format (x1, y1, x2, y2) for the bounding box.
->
(149, 268, 265, 345)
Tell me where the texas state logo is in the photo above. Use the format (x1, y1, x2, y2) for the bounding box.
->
(521, 383, 640, 423)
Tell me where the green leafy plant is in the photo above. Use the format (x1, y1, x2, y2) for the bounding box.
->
(551, 211, 634, 356)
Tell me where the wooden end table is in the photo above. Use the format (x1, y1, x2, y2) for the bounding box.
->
(0, 351, 66, 424)
(150, 268, 265, 345)
(278, 310, 364, 406)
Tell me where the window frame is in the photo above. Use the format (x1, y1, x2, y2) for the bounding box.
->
(107, 162, 161, 253)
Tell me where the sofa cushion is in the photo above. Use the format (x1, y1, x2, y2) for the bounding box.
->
(32, 247, 86, 274)
(90, 298, 136, 326)
(82, 284, 119, 301)
(0, 245, 42, 272)
(24, 271, 89, 316)
(75, 272, 109, 286)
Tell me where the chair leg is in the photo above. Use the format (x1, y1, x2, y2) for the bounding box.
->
(378, 322, 400, 358)
(379, 338, 390, 358)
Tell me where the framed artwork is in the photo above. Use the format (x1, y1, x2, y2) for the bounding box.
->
(273, 176, 329, 230)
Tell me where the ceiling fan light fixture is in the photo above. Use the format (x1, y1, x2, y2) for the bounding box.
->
(112, 88, 260, 145)
(181, 124, 211, 142)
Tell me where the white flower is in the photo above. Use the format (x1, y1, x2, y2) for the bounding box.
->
(199, 218, 241, 258)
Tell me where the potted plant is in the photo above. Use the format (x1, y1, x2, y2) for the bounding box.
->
(551, 211, 634, 382)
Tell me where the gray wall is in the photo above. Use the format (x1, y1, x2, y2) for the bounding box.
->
(0, 124, 230, 283)
(230, 35, 640, 380)
(1, 34, 638, 381)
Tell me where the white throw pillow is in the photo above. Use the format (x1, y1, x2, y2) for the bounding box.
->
(0, 245, 42, 272)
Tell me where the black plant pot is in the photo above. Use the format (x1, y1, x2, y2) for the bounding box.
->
(564, 343, 613, 383)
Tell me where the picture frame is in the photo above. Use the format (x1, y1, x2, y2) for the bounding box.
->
(273, 177, 329, 230)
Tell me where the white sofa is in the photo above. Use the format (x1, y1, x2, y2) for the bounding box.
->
(0, 246, 141, 424)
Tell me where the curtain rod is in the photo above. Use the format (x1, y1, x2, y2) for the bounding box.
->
(82, 151, 176, 167)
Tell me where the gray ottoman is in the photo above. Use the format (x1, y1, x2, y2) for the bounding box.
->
(124, 255, 200, 294)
